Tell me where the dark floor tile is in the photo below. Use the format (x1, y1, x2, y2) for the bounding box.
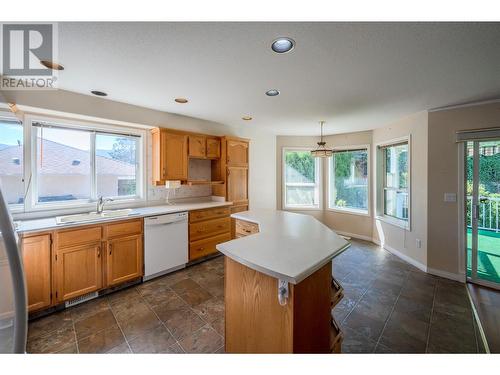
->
(399, 281, 435, 306)
(164, 306, 206, 340)
(152, 294, 189, 322)
(170, 278, 202, 294)
(343, 308, 386, 342)
(341, 327, 377, 353)
(203, 276, 224, 297)
(178, 325, 224, 353)
(107, 342, 132, 354)
(27, 324, 76, 353)
(78, 325, 125, 354)
(178, 286, 213, 307)
(74, 309, 117, 340)
(393, 295, 432, 323)
(373, 343, 394, 353)
(140, 286, 179, 309)
(118, 307, 162, 341)
(69, 297, 110, 323)
(332, 296, 357, 323)
(192, 297, 224, 323)
(356, 290, 397, 322)
(55, 342, 78, 354)
(107, 287, 140, 306)
(189, 270, 224, 286)
(128, 325, 177, 353)
(112, 299, 151, 323)
(427, 311, 477, 353)
(211, 317, 225, 336)
(379, 310, 428, 353)
(433, 300, 472, 324)
(369, 277, 403, 298)
(28, 310, 73, 339)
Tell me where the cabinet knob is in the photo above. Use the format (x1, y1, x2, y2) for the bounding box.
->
(97, 247, 101, 257)
(109, 244, 112, 255)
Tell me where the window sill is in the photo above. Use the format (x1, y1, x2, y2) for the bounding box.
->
(327, 207, 370, 217)
(283, 206, 322, 211)
(375, 215, 410, 231)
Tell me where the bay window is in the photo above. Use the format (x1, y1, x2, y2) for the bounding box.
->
(282, 148, 321, 209)
(329, 147, 369, 214)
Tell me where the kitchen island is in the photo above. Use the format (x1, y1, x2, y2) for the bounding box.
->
(216, 209, 350, 354)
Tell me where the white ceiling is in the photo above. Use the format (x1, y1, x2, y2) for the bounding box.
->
(57, 22, 500, 135)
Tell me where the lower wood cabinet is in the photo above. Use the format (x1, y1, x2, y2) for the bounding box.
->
(106, 234, 143, 286)
(55, 242, 103, 302)
(21, 234, 52, 312)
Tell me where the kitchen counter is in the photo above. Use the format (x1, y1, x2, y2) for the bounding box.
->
(16, 200, 233, 234)
(216, 209, 350, 284)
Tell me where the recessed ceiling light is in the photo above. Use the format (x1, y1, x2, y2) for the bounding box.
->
(265, 89, 280, 97)
(91, 90, 108, 97)
(39, 60, 64, 70)
(175, 98, 188, 104)
(271, 37, 295, 54)
(242, 116, 253, 121)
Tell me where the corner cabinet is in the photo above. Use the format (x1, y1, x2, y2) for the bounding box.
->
(152, 128, 188, 184)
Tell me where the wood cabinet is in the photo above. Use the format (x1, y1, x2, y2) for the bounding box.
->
(206, 137, 221, 159)
(233, 218, 259, 239)
(152, 128, 188, 183)
(227, 139, 249, 166)
(21, 234, 52, 312)
(227, 166, 248, 208)
(106, 234, 143, 286)
(189, 135, 207, 158)
(188, 206, 231, 261)
(55, 242, 103, 302)
(53, 218, 144, 304)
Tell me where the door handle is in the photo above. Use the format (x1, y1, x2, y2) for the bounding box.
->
(109, 244, 112, 256)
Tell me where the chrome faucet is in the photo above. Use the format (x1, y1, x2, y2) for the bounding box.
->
(96, 196, 114, 214)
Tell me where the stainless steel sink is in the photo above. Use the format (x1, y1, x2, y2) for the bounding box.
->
(56, 209, 134, 224)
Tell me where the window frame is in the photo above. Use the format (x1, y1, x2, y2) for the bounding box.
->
(327, 144, 371, 217)
(376, 135, 411, 230)
(282, 146, 322, 211)
(0, 110, 26, 212)
(23, 114, 147, 213)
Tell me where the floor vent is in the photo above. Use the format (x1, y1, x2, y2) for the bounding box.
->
(65, 291, 99, 308)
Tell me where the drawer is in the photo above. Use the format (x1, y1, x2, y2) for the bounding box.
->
(105, 219, 143, 239)
(56, 226, 102, 248)
(235, 219, 259, 237)
(189, 233, 231, 261)
(189, 206, 230, 223)
(189, 217, 231, 241)
(231, 205, 248, 214)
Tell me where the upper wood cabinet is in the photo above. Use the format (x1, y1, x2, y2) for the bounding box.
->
(152, 128, 188, 183)
(106, 234, 143, 286)
(227, 139, 249, 166)
(206, 137, 221, 159)
(55, 241, 103, 302)
(189, 135, 207, 158)
(21, 234, 52, 312)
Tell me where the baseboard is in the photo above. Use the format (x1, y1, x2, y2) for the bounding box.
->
(377, 241, 428, 273)
(333, 230, 373, 242)
(427, 267, 466, 283)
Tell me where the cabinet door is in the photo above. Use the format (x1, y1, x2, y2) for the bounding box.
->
(55, 243, 102, 302)
(106, 234, 143, 287)
(188, 135, 206, 158)
(162, 132, 188, 180)
(227, 167, 248, 206)
(227, 140, 248, 166)
(22, 234, 52, 312)
(206, 137, 221, 159)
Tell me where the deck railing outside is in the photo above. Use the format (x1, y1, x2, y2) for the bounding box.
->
(467, 196, 500, 233)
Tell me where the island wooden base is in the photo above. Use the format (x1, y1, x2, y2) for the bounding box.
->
(224, 257, 336, 353)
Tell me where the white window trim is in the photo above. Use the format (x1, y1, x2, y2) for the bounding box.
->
(327, 144, 371, 217)
(22, 114, 147, 213)
(282, 146, 322, 211)
(375, 135, 411, 230)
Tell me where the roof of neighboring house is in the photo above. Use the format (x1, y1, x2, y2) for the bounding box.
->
(0, 139, 135, 176)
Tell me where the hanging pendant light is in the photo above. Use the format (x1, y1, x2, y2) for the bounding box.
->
(311, 121, 333, 158)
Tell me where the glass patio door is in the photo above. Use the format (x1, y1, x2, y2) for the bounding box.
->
(466, 139, 500, 289)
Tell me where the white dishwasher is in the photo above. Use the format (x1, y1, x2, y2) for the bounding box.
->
(144, 212, 188, 281)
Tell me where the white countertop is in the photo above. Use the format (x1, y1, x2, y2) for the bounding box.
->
(216, 209, 350, 285)
(16, 200, 233, 234)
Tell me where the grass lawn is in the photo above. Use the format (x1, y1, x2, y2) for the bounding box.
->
(467, 229, 500, 284)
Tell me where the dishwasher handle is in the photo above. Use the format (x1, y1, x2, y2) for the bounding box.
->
(145, 213, 188, 226)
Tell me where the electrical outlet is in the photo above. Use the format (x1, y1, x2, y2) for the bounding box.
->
(416, 239, 422, 249)
(444, 193, 457, 202)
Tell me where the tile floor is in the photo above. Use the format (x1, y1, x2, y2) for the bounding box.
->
(27, 239, 481, 354)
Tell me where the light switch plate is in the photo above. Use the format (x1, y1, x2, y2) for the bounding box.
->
(444, 193, 457, 202)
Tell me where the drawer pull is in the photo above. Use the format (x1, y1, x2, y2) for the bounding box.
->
(198, 247, 204, 252)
